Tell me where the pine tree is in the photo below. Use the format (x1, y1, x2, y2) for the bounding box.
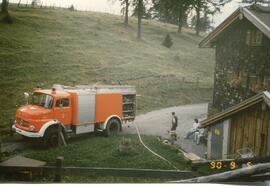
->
(111, 0, 132, 26)
(193, 0, 231, 35)
(150, 0, 193, 33)
(162, 33, 173, 48)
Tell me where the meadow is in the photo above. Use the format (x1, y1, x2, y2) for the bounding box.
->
(0, 5, 215, 134)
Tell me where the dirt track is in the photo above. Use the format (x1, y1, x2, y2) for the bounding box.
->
(122, 103, 208, 157)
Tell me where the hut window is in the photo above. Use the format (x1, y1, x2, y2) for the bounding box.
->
(227, 70, 233, 82)
(246, 30, 262, 46)
(230, 71, 247, 87)
(248, 75, 257, 90)
(249, 75, 264, 92)
(241, 72, 247, 87)
(263, 76, 270, 90)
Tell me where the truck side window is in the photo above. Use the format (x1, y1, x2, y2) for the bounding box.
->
(56, 99, 69, 107)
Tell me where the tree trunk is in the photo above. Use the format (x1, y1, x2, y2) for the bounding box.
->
(203, 8, 208, 32)
(137, 0, 142, 39)
(178, 5, 183, 33)
(124, 0, 129, 26)
(195, 1, 201, 36)
(1, 0, 8, 15)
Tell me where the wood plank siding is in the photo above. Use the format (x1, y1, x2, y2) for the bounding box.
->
(229, 102, 270, 157)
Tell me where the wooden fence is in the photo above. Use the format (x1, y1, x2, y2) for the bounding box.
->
(0, 157, 195, 182)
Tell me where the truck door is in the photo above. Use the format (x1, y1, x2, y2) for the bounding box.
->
(54, 98, 72, 125)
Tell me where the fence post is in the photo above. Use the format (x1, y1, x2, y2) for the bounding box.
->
(54, 156, 64, 182)
(58, 123, 67, 147)
(0, 137, 2, 162)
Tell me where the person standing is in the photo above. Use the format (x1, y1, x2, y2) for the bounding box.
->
(170, 112, 178, 144)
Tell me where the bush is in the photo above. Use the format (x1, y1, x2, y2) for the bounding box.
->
(114, 137, 137, 156)
(162, 33, 173, 48)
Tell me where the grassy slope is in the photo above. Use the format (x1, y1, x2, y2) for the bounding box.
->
(25, 134, 190, 183)
(0, 6, 215, 133)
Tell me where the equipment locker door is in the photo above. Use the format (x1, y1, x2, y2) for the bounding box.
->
(76, 91, 96, 134)
(77, 93, 96, 124)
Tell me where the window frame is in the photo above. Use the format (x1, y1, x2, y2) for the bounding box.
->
(55, 98, 70, 108)
(246, 29, 263, 46)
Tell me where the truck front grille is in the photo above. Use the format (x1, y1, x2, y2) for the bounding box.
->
(16, 117, 29, 127)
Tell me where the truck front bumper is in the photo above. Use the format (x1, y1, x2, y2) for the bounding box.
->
(12, 124, 42, 138)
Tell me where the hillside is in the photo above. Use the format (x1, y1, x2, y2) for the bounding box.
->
(0, 6, 215, 134)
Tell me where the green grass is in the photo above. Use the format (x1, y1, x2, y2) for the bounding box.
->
(24, 134, 190, 183)
(0, 5, 215, 134)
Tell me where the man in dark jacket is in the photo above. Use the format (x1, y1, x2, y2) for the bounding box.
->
(171, 112, 178, 131)
(170, 112, 178, 144)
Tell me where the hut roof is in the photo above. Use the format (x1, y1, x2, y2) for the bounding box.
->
(199, 4, 270, 48)
(201, 91, 270, 128)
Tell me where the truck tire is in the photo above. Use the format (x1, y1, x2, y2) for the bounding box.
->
(43, 127, 59, 148)
(105, 118, 121, 137)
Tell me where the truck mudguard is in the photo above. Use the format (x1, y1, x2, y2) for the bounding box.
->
(39, 120, 65, 137)
(100, 115, 122, 130)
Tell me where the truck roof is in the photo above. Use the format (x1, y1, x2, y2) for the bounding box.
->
(34, 89, 70, 98)
(53, 84, 136, 95)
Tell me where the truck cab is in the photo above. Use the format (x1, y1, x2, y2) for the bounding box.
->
(13, 88, 72, 138)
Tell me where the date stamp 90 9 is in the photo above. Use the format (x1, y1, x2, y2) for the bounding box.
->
(210, 161, 253, 170)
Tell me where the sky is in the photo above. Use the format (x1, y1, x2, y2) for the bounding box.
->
(8, 0, 244, 27)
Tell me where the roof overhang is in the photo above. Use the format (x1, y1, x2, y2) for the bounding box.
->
(199, 6, 270, 48)
(200, 91, 270, 128)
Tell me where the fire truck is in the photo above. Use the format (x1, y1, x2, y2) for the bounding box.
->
(12, 84, 136, 147)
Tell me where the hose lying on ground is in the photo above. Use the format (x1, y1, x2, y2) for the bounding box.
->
(134, 122, 180, 171)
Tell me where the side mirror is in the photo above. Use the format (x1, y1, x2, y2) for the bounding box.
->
(24, 92, 30, 104)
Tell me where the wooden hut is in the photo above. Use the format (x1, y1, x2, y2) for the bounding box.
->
(201, 91, 270, 160)
(199, 4, 270, 115)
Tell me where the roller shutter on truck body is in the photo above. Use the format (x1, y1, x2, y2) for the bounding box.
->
(75, 89, 96, 134)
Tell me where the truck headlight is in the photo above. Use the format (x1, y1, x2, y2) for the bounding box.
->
(29, 125, 35, 132)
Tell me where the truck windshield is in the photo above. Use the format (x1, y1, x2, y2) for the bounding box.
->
(31, 93, 53, 109)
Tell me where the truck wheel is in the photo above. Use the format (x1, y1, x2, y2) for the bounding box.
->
(43, 127, 59, 148)
(105, 118, 121, 137)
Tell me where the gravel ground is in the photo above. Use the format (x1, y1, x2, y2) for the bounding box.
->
(122, 103, 208, 158)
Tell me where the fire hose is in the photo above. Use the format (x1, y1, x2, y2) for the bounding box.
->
(134, 122, 180, 171)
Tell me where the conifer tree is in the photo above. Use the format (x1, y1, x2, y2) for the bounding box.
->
(162, 33, 173, 48)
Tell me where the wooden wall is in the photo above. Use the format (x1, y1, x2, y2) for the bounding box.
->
(229, 102, 270, 157)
